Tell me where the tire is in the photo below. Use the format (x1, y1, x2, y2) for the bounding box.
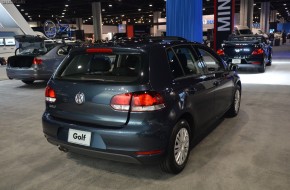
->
(22, 80, 34, 84)
(226, 85, 241, 117)
(160, 119, 191, 174)
(258, 60, 266, 73)
(267, 51, 272, 66)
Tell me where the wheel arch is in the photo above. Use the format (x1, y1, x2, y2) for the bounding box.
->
(177, 112, 196, 141)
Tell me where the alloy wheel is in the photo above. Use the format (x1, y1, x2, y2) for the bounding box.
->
(234, 89, 241, 113)
(174, 128, 189, 166)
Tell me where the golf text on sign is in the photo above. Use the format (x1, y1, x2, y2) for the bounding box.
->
(73, 133, 86, 140)
(214, 0, 235, 50)
(68, 129, 91, 146)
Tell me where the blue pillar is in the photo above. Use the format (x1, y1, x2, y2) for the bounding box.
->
(166, 0, 203, 42)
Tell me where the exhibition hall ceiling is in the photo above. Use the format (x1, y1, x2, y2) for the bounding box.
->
(13, 0, 290, 24)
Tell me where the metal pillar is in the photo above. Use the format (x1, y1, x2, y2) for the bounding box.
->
(260, 1, 270, 33)
(153, 11, 161, 36)
(270, 10, 277, 22)
(0, 0, 35, 35)
(92, 2, 102, 41)
(76, 18, 83, 30)
(240, 0, 254, 29)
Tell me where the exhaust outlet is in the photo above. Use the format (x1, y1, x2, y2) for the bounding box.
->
(58, 145, 68, 152)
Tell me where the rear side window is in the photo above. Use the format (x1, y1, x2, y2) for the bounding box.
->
(172, 46, 203, 75)
(167, 49, 184, 79)
(56, 53, 142, 83)
(167, 46, 203, 79)
(196, 48, 224, 72)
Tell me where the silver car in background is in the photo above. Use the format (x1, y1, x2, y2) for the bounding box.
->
(6, 35, 74, 84)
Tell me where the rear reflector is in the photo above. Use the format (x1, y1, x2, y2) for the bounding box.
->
(45, 86, 56, 103)
(217, 49, 225, 56)
(86, 48, 113, 53)
(252, 61, 261, 65)
(110, 91, 165, 112)
(252, 48, 264, 55)
(135, 150, 162, 156)
(33, 58, 42, 64)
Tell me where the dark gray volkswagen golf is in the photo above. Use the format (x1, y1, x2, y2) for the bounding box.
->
(42, 37, 241, 174)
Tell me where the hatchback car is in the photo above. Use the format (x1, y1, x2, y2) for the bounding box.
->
(42, 37, 241, 174)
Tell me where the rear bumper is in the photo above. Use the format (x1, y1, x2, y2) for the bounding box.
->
(6, 67, 52, 80)
(226, 57, 265, 70)
(42, 112, 169, 165)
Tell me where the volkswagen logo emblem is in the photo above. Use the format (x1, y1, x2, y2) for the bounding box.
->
(75, 92, 85, 105)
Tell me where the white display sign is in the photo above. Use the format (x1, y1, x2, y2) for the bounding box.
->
(4, 38, 15, 46)
(68, 129, 92, 146)
(0, 38, 4, 46)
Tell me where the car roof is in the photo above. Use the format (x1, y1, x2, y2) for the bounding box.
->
(70, 37, 200, 54)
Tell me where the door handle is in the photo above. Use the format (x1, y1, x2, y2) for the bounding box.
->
(186, 87, 197, 94)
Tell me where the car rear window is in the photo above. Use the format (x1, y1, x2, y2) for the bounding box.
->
(55, 53, 142, 83)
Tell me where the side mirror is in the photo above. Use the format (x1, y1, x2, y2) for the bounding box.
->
(228, 63, 239, 71)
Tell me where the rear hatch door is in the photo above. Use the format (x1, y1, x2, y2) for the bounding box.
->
(46, 47, 149, 127)
(48, 81, 150, 127)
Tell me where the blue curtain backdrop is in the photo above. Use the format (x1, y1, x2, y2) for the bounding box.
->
(166, 0, 203, 42)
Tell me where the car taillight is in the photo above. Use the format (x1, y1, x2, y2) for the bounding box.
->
(110, 93, 131, 111)
(45, 86, 56, 103)
(110, 91, 165, 112)
(33, 57, 42, 64)
(217, 49, 225, 56)
(252, 48, 264, 55)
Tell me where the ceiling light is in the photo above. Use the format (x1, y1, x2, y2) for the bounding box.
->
(203, 8, 205, 11)
(149, 4, 153, 7)
(62, 12, 65, 15)
(109, 4, 112, 7)
(16, 4, 20, 7)
(65, 4, 69, 7)
(138, 9, 141, 11)
(102, 9, 105, 12)
(21, 9, 24, 12)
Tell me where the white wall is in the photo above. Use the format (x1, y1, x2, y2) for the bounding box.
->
(83, 25, 118, 34)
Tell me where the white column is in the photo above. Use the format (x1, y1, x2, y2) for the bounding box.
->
(260, 1, 270, 33)
(240, 0, 254, 29)
(92, 2, 102, 41)
(153, 11, 161, 36)
(270, 10, 277, 22)
(76, 18, 83, 30)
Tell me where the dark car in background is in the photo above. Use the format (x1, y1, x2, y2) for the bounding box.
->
(42, 37, 241, 174)
(217, 35, 272, 73)
(6, 35, 74, 84)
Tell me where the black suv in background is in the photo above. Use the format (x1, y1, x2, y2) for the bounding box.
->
(42, 37, 241, 174)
